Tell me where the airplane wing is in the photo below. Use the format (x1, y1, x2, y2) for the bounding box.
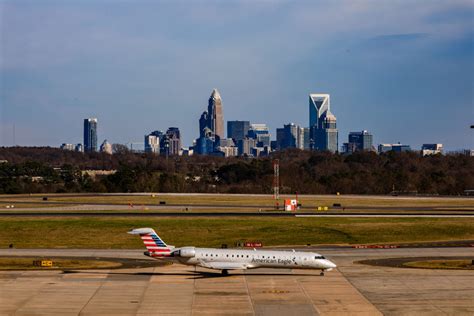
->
(198, 261, 249, 270)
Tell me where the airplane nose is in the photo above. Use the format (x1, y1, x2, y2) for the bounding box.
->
(326, 260, 337, 269)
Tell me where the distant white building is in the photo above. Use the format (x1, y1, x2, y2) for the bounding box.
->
(144, 134, 160, 154)
(60, 143, 74, 151)
(378, 143, 411, 153)
(421, 144, 443, 156)
(181, 147, 193, 156)
(217, 146, 239, 157)
(75, 144, 83, 153)
(100, 140, 113, 155)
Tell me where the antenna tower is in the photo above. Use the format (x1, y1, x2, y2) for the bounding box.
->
(273, 159, 280, 200)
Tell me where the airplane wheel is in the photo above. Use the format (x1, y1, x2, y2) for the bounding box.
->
(222, 269, 229, 276)
(320, 271, 325, 276)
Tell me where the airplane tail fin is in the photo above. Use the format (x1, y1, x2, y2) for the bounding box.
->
(128, 228, 173, 258)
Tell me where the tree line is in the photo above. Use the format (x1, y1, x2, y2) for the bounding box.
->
(0, 147, 473, 195)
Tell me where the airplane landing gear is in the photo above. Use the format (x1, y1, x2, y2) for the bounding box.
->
(320, 270, 325, 276)
(222, 269, 229, 276)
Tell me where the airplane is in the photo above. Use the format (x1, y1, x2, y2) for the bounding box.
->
(128, 227, 337, 276)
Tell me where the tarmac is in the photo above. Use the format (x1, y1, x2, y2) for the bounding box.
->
(1, 247, 473, 315)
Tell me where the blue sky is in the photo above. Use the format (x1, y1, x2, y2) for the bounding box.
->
(1, 0, 473, 150)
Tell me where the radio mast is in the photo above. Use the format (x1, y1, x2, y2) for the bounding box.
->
(273, 159, 279, 200)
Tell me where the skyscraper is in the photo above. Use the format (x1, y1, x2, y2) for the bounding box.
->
(144, 134, 160, 154)
(227, 120, 250, 142)
(309, 94, 338, 153)
(302, 127, 310, 150)
(248, 124, 271, 147)
(276, 123, 300, 150)
(83, 118, 98, 152)
(200, 89, 224, 139)
(196, 89, 225, 155)
(343, 130, 373, 153)
(347, 130, 373, 152)
(237, 137, 257, 156)
(166, 127, 182, 156)
(208, 89, 224, 138)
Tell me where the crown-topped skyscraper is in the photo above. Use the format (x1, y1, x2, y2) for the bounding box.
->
(196, 89, 225, 155)
(208, 89, 224, 139)
(309, 94, 338, 153)
(199, 88, 224, 139)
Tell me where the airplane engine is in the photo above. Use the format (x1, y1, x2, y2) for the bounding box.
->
(178, 247, 196, 258)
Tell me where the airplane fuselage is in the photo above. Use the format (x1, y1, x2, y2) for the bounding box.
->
(129, 228, 336, 274)
(156, 247, 336, 271)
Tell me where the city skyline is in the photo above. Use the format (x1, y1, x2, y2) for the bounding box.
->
(0, 1, 472, 150)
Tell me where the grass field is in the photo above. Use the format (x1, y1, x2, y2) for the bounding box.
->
(1, 193, 473, 211)
(0, 216, 473, 248)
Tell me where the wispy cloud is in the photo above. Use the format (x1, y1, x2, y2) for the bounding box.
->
(370, 33, 430, 43)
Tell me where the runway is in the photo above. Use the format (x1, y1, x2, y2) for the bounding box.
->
(1, 247, 473, 315)
(2, 200, 474, 212)
(0, 211, 473, 218)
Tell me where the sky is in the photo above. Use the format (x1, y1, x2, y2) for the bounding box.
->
(1, 0, 473, 150)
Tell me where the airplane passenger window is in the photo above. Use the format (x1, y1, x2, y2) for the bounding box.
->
(232, 255, 234, 257)
(247, 255, 249, 258)
(226, 255, 229, 257)
(206, 254, 208, 256)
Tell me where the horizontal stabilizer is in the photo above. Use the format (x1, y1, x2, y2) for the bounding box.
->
(128, 228, 156, 235)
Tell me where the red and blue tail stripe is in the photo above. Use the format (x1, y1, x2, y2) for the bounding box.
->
(140, 232, 171, 257)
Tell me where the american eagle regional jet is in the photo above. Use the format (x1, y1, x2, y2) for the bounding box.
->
(128, 228, 337, 275)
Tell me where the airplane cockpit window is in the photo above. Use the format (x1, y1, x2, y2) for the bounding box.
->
(314, 256, 326, 259)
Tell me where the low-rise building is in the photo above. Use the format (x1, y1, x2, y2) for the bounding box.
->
(378, 143, 411, 153)
(421, 144, 443, 156)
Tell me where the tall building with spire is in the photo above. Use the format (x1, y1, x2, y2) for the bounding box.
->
(196, 89, 225, 154)
(199, 89, 224, 139)
(210, 89, 224, 138)
(309, 94, 338, 153)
